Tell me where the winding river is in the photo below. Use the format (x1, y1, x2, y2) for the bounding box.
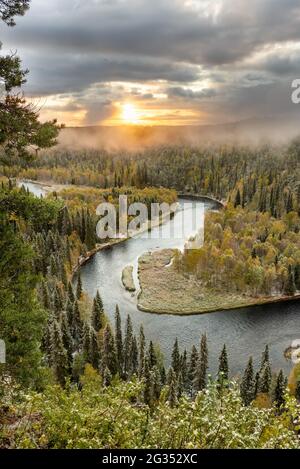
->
(21, 180, 300, 377)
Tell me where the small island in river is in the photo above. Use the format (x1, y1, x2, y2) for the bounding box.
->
(122, 265, 136, 292)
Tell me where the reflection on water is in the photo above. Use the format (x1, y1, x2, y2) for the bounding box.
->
(79, 199, 300, 376)
(17, 181, 47, 198)
(21, 181, 299, 376)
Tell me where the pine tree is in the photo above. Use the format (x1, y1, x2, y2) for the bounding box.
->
(114, 305, 123, 374)
(171, 338, 180, 376)
(124, 315, 133, 378)
(240, 357, 255, 405)
(76, 273, 83, 300)
(274, 370, 285, 408)
(91, 291, 104, 332)
(138, 325, 145, 378)
(218, 344, 229, 385)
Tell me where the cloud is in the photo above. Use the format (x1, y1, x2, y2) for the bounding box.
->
(1, 0, 300, 124)
(168, 87, 217, 99)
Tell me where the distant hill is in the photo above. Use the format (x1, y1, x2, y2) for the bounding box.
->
(58, 117, 300, 150)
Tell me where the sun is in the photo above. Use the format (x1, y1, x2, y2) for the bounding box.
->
(121, 103, 140, 124)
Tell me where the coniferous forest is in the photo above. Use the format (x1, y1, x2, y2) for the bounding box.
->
(1, 0, 300, 455)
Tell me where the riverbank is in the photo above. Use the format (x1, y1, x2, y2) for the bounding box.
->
(73, 203, 180, 276)
(178, 192, 225, 209)
(137, 249, 300, 315)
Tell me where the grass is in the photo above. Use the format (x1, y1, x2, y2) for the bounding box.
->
(137, 249, 299, 315)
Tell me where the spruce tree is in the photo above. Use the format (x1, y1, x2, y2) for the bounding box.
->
(257, 345, 272, 394)
(193, 334, 208, 393)
(53, 285, 63, 319)
(180, 350, 188, 391)
(61, 311, 73, 370)
(284, 265, 296, 296)
(130, 335, 139, 376)
(295, 264, 300, 290)
(274, 370, 285, 408)
(90, 327, 100, 370)
(188, 345, 198, 391)
(76, 273, 83, 300)
(152, 365, 162, 401)
(103, 366, 112, 387)
(258, 362, 272, 394)
(148, 341, 157, 369)
(72, 301, 83, 350)
(102, 324, 117, 376)
(41, 282, 50, 309)
(138, 325, 145, 378)
(65, 298, 73, 329)
(124, 315, 133, 378)
(240, 357, 255, 406)
(91, 291, 104, 332)
(167, 367, 178, 408)
(218, 344, 229, 385)
(82, 322, 92, 365)
(171, 338, 181, 376)
(234, 188, 241, 207)
(295, 380, 300, 401)
(67, 282, 75, 303)
(50, 320, 69, 387)
(143, 359, 153, 407)
(114, 305, 123, 373)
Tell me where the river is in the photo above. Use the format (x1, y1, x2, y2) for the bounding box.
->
(20, 180, 300, 377)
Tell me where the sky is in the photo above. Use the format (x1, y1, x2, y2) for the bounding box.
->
(1, 0, 300, 127)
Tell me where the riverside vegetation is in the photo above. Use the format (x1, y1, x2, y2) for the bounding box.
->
(1, 0, 300, 450)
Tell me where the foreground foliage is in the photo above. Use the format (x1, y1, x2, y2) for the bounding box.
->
(1, 369, 299, 449)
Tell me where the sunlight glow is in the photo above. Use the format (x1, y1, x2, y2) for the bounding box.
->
(121, 103, 140, 124)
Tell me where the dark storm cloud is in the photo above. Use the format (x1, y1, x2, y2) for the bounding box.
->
(3, 0, 300, 66)
(20, 52, 200, 96)
(1, 0, 300, 122)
